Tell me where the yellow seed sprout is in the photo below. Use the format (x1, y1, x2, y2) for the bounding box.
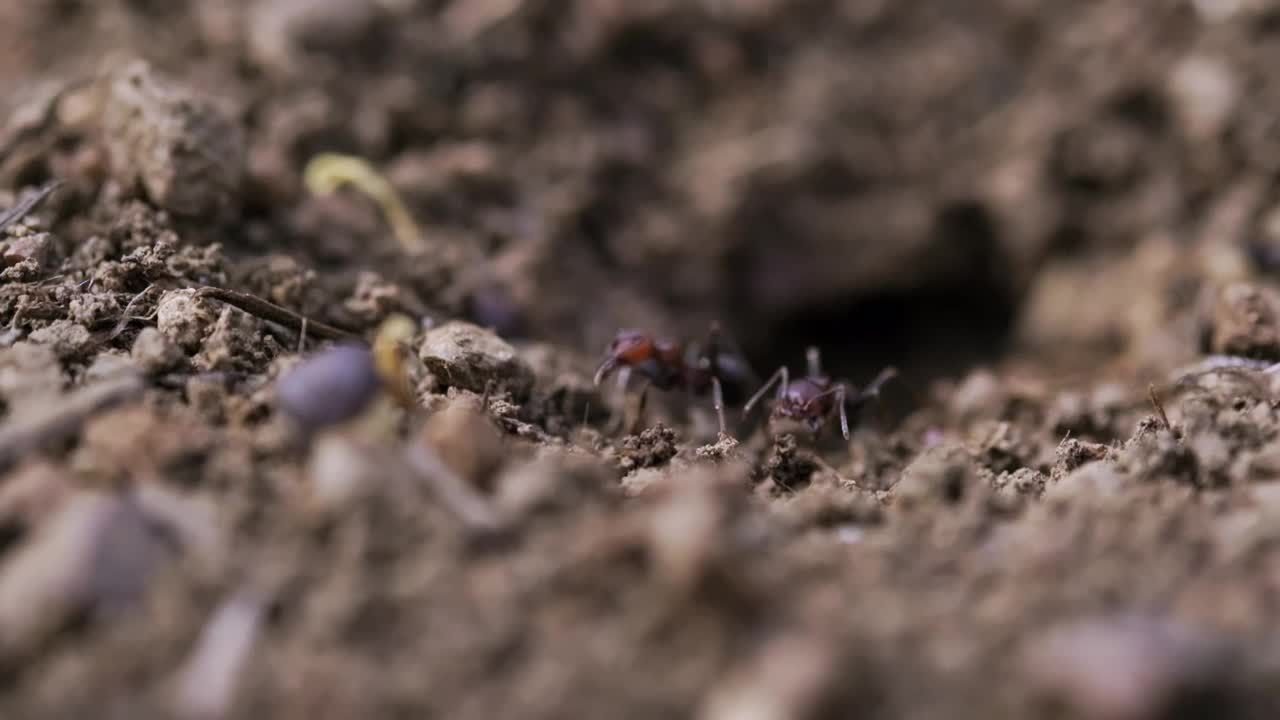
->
(303, 153, 423, 253)
(373, 313, 418, 407)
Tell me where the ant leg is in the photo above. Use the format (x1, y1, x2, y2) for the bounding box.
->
(804, 385, 851, 439)
(706, 322, 722, 375)
(806, 346, 822, 378)
(744, 366, 789, 415)
(711, 376, 726, 435)
(709, 322, 761, 386)
(629, 382, 650, 435)
(615, 365, 633, 394)
(836, 384, 850, 440)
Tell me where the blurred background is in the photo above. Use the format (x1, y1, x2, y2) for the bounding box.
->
(7, 0, 1271, 388)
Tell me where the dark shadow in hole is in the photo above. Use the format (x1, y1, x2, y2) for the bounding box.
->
(731, 199, 1018, 409)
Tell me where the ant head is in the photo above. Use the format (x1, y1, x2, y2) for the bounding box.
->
(594, 330, 655, 385)
(772, 394, 809, 422)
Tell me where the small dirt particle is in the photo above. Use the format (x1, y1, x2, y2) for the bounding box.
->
(1120, 430, 1201, 487)
(0, 461, 71, 534)
(0, 342, 65, 406)
(494, 449, 610, 518)
(186, 374, 229, 424)
(248, 0, 382, 76)
(77, 298, 124, 334)
(1025, 615, 1237, 720)
(157, 289, 219, 353)
(1045, 461, 1129, 504)
(1210, 282, 1280, 359)
(84, 352, 141, 383)
(778, 480, 882, 530)
(303, 432, 382, 519)
(647, 468, 728, 594)
(1053, 437, 1111, 479)
(761, 434, 817, 490)
(894, 442, 978, 506)
(618, 422, 680, 473)
(194, 307, 269, 373)
(28, 320, 93, 360)
(993, 467, 1049, 500)
(131, 327, 184, 373)
(421, 398, 504, 491)
(695, 433, 742, 462)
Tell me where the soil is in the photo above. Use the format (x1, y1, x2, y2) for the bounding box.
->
(4, 1, 1280, 718)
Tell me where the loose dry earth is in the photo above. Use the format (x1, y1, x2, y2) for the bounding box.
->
(3, 1, 1280, 718)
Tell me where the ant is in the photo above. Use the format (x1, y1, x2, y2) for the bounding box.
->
(744, 347, 897, 440)
(593, 323, 755, 435)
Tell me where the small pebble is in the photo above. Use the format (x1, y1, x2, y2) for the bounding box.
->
(0, 493, 175, 661)
(421, 399, 504, 491)
(304, 432, 381, 518)
(418, 321, 534, 399)
(2, 232, 51, 269)
(174, 588, 266, 720)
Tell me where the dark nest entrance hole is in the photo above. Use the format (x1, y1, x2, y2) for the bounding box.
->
(728, 201, 1020, 418)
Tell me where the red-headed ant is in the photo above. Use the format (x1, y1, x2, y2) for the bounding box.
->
(744, 347, 897, 439)
(593, 323, 755, 435)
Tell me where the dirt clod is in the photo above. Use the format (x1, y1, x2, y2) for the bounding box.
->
(418, 321, 534, 399)
(1210, 282, 1280, 359)
(157, 289, 220, 354)
(102, 61, 244, 223)
(3, 231, 51, 269)
(618, 422, 680, 474)
(760, 434, 817, 490)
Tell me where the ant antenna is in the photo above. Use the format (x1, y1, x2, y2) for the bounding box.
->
(593, 357, 618, 386)
(847, 367, 902, 431)
(744, 366, 789, 414)
(806, 347, 822, 378)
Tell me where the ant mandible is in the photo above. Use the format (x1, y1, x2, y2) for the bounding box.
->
(593, 323, 754, 435)
(744, 347, 897, 440)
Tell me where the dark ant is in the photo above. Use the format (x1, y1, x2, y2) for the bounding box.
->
(744, 347, 897, 440)
(593, 323, 755, 434)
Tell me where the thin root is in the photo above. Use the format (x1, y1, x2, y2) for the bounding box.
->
(197, 287, 358, 343)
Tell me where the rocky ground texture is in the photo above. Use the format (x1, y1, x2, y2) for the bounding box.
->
(4, 1, 1280, 718)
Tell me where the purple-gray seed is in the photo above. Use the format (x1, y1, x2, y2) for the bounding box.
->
(275, 344, 381, 430)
